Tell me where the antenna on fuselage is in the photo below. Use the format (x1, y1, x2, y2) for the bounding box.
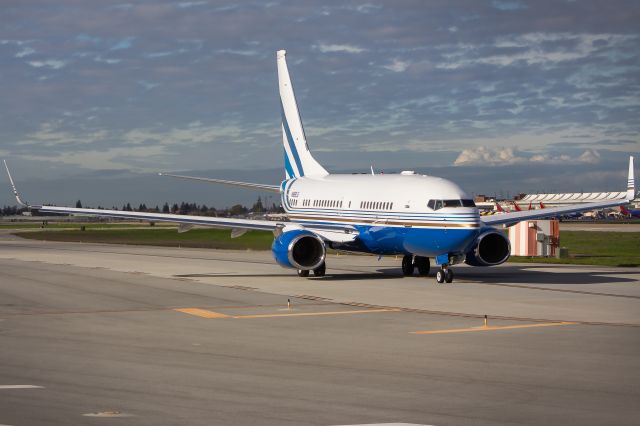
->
(370, 165, 375, 175)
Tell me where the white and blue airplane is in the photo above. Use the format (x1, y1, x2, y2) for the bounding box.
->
(4, 50, 636, 283)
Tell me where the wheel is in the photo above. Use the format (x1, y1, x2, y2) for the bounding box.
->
(415, 256, 430, 276)
(445, 268, 454, 283)
(435, 269, 445, 284)
(297, 269, 310, 277)
(313, 262, 326, 277)
(401, 255, 414, 276)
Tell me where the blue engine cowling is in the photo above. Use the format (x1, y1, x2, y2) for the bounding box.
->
(464, 228, 511, 267)
(272, 229, 326, 270)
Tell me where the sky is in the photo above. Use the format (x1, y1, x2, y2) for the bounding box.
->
(1, 0, 639, 208)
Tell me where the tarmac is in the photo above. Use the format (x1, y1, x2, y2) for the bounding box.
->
(0, 234, 639, 425)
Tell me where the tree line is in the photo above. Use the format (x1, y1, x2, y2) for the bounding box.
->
(1, 197, 283, 217)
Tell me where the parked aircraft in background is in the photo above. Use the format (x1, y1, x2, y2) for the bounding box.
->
(620, 205, 640, 218)
(3, 50, 636, 283)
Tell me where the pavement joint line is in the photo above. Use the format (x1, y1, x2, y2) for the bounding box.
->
(411, 321, 577, 335)
(173, 307, 401, 319)
(234, 308, 401, 319)
(0, 302, 331, 317)
(338, 302, 640, 328)
(0, 385, 44, 389)
(472, 281, 640, 299)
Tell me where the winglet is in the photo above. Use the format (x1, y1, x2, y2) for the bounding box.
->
(3, 160, 29, 207)
(627, 156, 635, 201)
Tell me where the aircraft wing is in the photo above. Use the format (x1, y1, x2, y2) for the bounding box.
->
(158, 173, 281, 193)
(32, 205, 280, 231)
(481, 198, 629, 227)
(3, 160, 280, 232)
(482, 155, 635, 227)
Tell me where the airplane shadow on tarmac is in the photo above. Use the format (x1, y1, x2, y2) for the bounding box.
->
(176, 265, 638, 285)
(377, 265, 639, 286)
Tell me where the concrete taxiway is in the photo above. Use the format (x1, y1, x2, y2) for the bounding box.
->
(0, 235, 639, 425)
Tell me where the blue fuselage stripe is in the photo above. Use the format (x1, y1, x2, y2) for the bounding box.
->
(281, 103, 304, 177)
(284, 150, 295, 179)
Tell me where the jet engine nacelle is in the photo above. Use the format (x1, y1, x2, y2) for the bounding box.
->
(272, 229, 326, 270)
(464, 228, 511, 267)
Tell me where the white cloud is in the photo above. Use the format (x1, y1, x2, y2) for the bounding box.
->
(354, 3, 382, 13)
(94, 56, 121, 64)
(454, 146, 601, 166)
(577, 149, 601, 164)
(177, 1, 207, 8)
(454, 146, 525, 166)
(215, 49, 258, 56)
(315, 43, 366, 54)
(18, 122, 108, 147)
(492, 0, 527, 11)
(27, 59, 67, 69)
(15, 47, 35, 58)
(25, 146, 168, 171)
(438, 33, 636, 69)
(382, 59, 410, 72)
(122, 124, 249, 146)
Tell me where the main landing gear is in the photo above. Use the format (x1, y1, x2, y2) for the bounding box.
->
(297, 261, 326, 278)
(401, 255, 431, 277)
(402, 254, 454, 283)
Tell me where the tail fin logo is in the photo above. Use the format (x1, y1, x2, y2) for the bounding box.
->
(277, 50, 328, 179)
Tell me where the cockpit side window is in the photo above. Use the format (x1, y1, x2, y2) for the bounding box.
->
(427, 200, 435, 210)
(434, 200, 443, 210)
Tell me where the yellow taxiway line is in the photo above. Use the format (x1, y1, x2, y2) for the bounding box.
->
(411, 321, 577, 335)
(174, 308, 231, 319)
(174, 307, 399, 319)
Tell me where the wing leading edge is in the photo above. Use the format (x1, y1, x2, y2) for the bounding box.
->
(482, 156, 635, 227)
(34, 205, 280, 231)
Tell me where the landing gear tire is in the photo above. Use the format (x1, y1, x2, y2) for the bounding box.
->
(313, 262, 326, 277)
(445, 268, 454, 283)
(297, 269, 310, 277)
(402, 255, 414, 276)
(436, 269, 445, 284)
(415, 256, 430, 276)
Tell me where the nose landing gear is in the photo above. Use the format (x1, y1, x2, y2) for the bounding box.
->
(435, 266, 454, 284)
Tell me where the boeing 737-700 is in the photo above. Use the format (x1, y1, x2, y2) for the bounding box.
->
(4, 50, 636, 283)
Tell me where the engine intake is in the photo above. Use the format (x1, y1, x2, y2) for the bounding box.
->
(272, 229, 326, 270)
(465, 229, 511, 267)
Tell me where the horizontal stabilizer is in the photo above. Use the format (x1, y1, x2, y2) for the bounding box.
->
(158, 173, 280, 193)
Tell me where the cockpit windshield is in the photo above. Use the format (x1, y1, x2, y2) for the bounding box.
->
(428, 199, 475, 210)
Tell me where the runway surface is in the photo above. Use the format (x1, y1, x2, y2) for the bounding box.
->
(1, 235, 639, 425)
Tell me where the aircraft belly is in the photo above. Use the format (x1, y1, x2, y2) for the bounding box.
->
(402, 227, 479, 257)
(351, 225, 479, 256)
